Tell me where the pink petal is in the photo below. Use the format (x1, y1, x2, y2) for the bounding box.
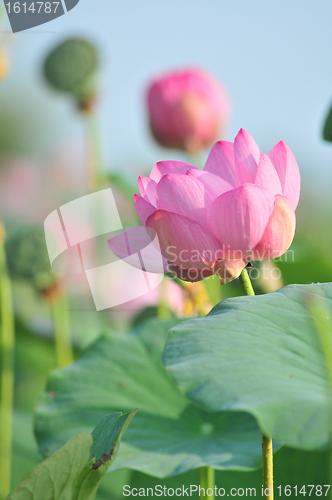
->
(149, 160, 194, 183)
(268, 141, 300, 211)
(234, 129, 260, 184)
(155, 173, 214, 226)
(186, 169, 233, 200)
(208, 184, 275, 259)
(255, 153, 282, 196)
(146, 209, 223, 270)
(252, 195, 296, 260)
(138, 177, 157, 206)
(204, 141, 239, 187)
(107, 226, 169, 273)
(133, 194, 156, 225)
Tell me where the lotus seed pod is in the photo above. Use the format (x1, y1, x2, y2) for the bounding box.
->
(323, 101, 332, 142)
(5, 225, 56, 292)
(43, 38, 98, 109)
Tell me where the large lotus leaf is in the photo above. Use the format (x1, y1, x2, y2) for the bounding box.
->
(34, 319, 263, 478)
(163, 283, 332, 450)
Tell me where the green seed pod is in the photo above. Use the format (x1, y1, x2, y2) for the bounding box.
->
(6, 225, 56, 292)
(323, 101, 332, 142)
(43, 38, 98, 108)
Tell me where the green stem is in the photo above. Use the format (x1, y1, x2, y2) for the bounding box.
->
(199, 466, 215, 500)
(206, 466, 215, 500)
(199, 466, 207, 498)
(262, 435, 274, 499)
(239, 268, 273, 500)
(239, 267, 255, 296)
(0, 227, 15, 500)
(157, 280, 171, 319)
(189, 152, 204, 170)
(51, 295, 74, 368)
(84, 109, 102, 193)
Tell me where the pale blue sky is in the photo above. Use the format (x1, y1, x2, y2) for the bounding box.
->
(1, 0, 332, 189)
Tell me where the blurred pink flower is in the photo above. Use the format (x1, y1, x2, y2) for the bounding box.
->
(147, 67, 230, 153)
(109, 129, 300, 284)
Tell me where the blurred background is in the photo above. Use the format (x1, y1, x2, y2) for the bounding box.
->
(1, 0, 332, 498)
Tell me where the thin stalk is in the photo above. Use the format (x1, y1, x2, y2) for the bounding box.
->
(51, 294, 74, 368)
(0, 226, 15, 500)
(205, 466, 215, 500)
(157, 280, 172, 319)
(199, 466, 215, 500)
(189, 152, 204, 170)
(199, 466, 207, 498)
(239, 267, 255, 296)
(262, 435, 274, 498)
(239, 268, 273, 499)
(84, 109, 102, 193)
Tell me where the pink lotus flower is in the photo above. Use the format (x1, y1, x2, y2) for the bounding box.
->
(108, 129, 300, 284)
(147, 67, 230, 153)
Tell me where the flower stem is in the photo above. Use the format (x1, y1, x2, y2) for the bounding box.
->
(239, 268, 273, 500)
(157, 280, 172, 319)
(0, 224, 15, 500)
(199, 466, 207, 497)
(262, 435, 274, 498)
(84, 108, 102, 193)
(239, 267, 255, 296)
(51, 294, 74, 368)
(199, 466, 215, 500)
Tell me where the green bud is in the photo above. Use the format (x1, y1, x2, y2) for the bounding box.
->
(323, 101, 332, 142)
(43, 38, 98, 108)
(5, 225, 56, 291)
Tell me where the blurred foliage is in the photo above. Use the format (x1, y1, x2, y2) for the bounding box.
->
(130, 305, 160, 328)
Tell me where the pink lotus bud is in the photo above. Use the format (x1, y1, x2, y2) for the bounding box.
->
(108, 129, 300, 284)
(147, 68, 230, 153)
